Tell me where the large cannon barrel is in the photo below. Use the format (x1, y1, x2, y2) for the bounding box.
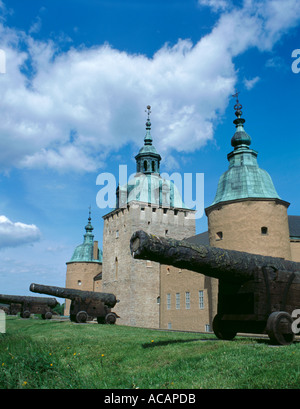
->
(130, 230, 300, 283)
(30, 283, 118, 308)
(0, 293, 58, 307)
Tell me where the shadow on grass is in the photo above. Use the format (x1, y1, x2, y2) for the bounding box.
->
(142, 337, 220, 349)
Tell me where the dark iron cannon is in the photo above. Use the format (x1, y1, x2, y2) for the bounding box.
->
(30, 283, 119, 324)
(130, 230, 300, 345)
(0, 293, 58, 319)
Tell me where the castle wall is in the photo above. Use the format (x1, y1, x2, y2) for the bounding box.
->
(290, 240, 300, 262)
(160, 265, 216, 332)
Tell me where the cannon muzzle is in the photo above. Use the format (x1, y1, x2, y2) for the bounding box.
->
(30, 283, 118, 308)
(130, 230, 300, 283)
(0, 293, 58, 307)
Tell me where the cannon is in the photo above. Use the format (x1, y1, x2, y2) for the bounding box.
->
(30, 283, 119, 324)
(130, 230, 300, 345)
(0, 294, 58, 319)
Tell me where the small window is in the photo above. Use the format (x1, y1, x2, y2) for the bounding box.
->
(167, 293, 171, 310)
(157, 296, 160, 304)
(152, 207, 156, 212)
(205, 324, 211, 332)
(185, 292, 190, 310)
(176, 293, 180, 310)
(152, 161, 155, 172)
(115, 257, 118, 280)
(199, 290, 204, 309)
(163, 208, 168, 214)
(116, 230, 119, 238)
(174, 210, 178, 216)
(261, 226, 268, 235)
(78, 280, 82, 286)
(165, 229, 168, 236)
(168, 322, 172, 329)
(216, 231, 223, 240)
(144, 160, 148, 171)
(146, 260, 152, 267)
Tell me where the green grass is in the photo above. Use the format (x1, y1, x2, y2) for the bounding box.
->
(1, 316, 300, 389)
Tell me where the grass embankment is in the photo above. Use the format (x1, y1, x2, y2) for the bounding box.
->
(1, 316, 300, 389)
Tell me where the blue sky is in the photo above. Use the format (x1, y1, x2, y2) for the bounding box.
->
(0, 0, 299, 297)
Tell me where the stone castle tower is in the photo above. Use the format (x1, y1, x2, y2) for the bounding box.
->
(205, 98, 292, 260)
(101, 106, 195, 327)
(64, 210, 103, 315)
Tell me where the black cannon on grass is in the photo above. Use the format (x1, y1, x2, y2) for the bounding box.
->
(30, 283, 119, 324)
(0, 293, 58, 319)
(130, 230, 300, 345)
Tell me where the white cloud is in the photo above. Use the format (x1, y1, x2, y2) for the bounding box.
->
(0, 215, 41, 248)
(0, 0, 299, 173)
(198, 0, 232, 12)
(244, 76, 260, 90)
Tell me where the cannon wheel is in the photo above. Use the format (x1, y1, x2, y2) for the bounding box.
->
(105, 312, 116, 325)
(42, 312, 52, 320)
(76, 311, 88, 323)
(266, 311, 295, 346)
(20, 310, 31, 319)
(212, 314, 237, 340)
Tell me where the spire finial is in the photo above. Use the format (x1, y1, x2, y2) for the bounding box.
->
(230, 90, 251, 148)
(232, 89, 242, 117)
(145, 105, 151, 121)
(85, 205, 94, 233)
(144, 104, 152, 145)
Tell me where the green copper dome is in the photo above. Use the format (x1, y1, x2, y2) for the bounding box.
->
(69, 210, 103, 263)
(118, 173, 188, 209)
(209, 102, 281, 207)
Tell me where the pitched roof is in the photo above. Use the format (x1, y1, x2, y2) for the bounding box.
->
(289, 215, 300, 239)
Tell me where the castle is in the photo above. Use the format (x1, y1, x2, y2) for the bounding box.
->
(65, 101, 300, 331)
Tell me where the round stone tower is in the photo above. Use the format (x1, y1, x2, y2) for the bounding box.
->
(205, 98, 291, 260)
(64, 210, 103, 315)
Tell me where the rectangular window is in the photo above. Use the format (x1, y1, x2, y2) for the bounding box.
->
(199, 290, 204, 309)
(167, 293, 171, 310)
(185, 292, 190, 309)
(168, 322, 172, 329)
(205, 324, 210, 332)
(176, 293, 180, 310)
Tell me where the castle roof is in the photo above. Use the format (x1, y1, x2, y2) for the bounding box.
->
(289, 215, 300, 239)
(69, 210, 102, 263)
(207, 100, 282, 208)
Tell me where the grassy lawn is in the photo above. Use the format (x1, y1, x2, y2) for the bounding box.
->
(1, 316, 300, 389)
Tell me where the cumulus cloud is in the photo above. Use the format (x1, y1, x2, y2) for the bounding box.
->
(244, 76, 260, 90)
(0, 215, 41, 248)
(0, 0, 299, 173)
(198, 0, 233, 12)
